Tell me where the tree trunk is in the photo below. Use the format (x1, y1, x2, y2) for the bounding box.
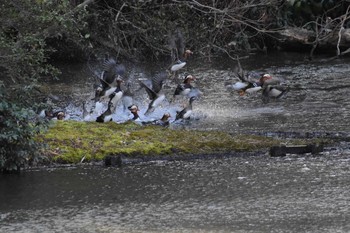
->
(273, 27, 350, 51)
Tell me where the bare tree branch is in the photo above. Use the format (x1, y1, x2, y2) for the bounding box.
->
(337, 5, 350, 56)
(76, 0, 95, 9)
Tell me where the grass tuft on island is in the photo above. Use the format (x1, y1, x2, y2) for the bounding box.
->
(37, 121, 323, 164)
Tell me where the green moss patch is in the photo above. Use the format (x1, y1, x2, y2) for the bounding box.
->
(37, 121, 300, 163)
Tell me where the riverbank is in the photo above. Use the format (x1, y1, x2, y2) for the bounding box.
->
(35, 120, 330, 166)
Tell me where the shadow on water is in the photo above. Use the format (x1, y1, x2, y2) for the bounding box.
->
(2, 52, 350, 232)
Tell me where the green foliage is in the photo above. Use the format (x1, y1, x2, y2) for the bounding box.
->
(0, 0, 89, 172)
(0, 81, 51, 172)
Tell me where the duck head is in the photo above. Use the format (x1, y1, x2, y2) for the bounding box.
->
(55, 111, 66, 120)
(110, 76, 123, 87)
(116, 78, 124, 89)
(161, 112, 171, 122)
(259, 74, 272, 84)
(93, 86, 103, 101)
(183, 74, 195, 84)
(116, 75, 123, 81)
(238, 89, 246, 96)
(128, 104, 140, 120)
(184, 49, 193, 59)
(128, 104, 139, 113)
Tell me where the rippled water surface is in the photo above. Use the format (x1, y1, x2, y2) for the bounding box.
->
(1, 154, 350, 233)
(1, 52, 350, 232)
(41, 52, 350, 134)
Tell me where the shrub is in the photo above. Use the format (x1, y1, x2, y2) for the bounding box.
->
(0, 1, 89, 172)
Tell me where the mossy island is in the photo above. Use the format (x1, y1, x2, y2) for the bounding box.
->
(36, 120, 328, 166)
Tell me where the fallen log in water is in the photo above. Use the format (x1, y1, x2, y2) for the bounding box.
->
(272, 27, 350, 57)
(270, 144, 324, 157)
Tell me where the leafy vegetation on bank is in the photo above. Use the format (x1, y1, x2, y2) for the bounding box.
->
(0, 1, 89, 172)
(38, 121, 281, 164)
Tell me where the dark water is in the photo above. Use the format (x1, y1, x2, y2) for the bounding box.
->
(1, 154, 350, 233)
(190, 53, 350, 134)
(1, 52, 350, 232)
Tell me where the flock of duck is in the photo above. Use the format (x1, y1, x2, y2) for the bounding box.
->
(225, 57, 289, 100)
(86, 55, 200, 126)
(42, 29, 289, 125)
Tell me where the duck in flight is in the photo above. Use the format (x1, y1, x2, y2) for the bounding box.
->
(175, 96, 197, 121)
(95, 78, 124, 123)
(171, 73, 202, 104)
(96, 102, 114, 123)
(172, 74, 196, 99)
(169, 28, 193, 73)
(225, 58, 263, 95)
(139, 70, 168, 116)
(94, 58, 125, 102)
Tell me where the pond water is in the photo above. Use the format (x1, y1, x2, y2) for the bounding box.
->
(40, 51, 350, 134)
(1, 154, 350, 233)
(1, 51, 350, 232)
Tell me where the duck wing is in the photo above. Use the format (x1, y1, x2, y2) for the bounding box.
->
(120, 81, 133, 110)
(175, 97, 195, 120)
(235, 58, 260, 85)
(173, 83, 185, 96)
(151, 71, 168, 94)
(115, 63, 125, 77)
(263, 85, 288, 98)
(96, 101, 114, 123)
(82, 102, 90, 119)
(175, 29, 185, 61)
(169, 28, 185, 61)
(236, 57, 246, 82)
(101, 59, 117, 87)
(262, 78, 281, 89)
(102, 58, 125, 76)
(101, 59, 126, 88)
(188, 87, 202, 98)
(175, 108, 186, 120)
(139, 80, 158, 100)
(122, 68, 138, 93)
(176, 104, 192, 120)
(121, 81, 133, 97)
